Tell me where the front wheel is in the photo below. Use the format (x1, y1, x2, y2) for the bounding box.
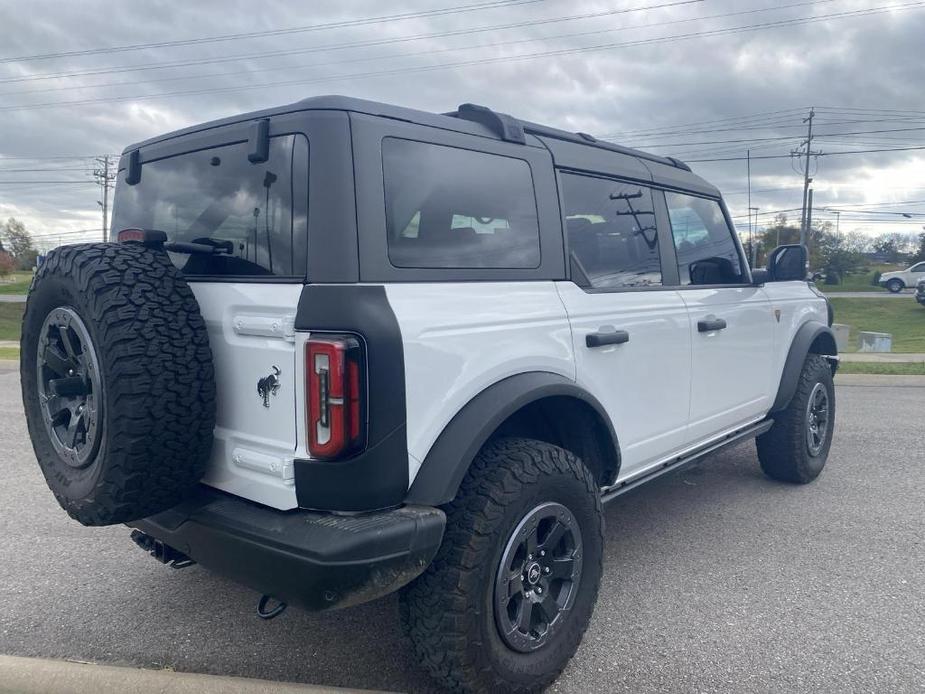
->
(400, 438, 603, 693)
(886, 278, 904, 293)
(757, 354, 835, 483)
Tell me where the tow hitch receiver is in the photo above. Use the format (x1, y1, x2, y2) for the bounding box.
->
(130, 529, 196, 569)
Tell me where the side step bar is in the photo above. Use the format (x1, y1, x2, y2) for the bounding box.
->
(601, 419, 774, 504)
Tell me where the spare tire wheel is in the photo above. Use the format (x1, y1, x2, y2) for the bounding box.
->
(20, 242, 216, 526)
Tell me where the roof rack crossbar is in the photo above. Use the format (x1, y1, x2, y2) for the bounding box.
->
(453, 103, 526, 145)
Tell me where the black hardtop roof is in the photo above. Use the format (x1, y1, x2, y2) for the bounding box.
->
(122, 95, 718, 195)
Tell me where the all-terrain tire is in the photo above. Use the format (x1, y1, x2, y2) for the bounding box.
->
(757, 354, 835, 484)
(400, 437, 604, 693)
(20, 243, 215, 526)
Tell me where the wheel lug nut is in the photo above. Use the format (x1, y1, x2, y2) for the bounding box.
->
(539, 550, 545, 557)
(544, 567, 550, 574)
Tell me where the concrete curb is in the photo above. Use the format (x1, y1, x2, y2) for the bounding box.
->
(0, 655, 365, 694)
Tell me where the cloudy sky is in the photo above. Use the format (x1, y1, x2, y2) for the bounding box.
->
(1, 0, 924, 250)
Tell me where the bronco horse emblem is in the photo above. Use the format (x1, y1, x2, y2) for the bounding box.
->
(257, 366, 281, 408)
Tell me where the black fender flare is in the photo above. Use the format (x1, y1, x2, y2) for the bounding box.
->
(405, 372, 620, 507)
(771, 321, 837, 413)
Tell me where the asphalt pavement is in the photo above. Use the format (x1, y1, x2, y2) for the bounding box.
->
(0, 364, 923, 692)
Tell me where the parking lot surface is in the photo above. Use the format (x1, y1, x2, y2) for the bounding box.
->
(1, 364, 922, 692)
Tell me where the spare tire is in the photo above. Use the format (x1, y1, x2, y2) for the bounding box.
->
(20, 242, 215, 526)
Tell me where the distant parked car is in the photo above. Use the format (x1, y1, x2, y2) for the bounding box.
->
(878, 262, 925, 292)
(915, 277, 925, 306)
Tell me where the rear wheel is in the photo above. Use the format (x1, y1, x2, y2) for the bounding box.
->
(400, 438, 603, 693)
(886, 278, 904, 293)
(757, 354, 835, 484)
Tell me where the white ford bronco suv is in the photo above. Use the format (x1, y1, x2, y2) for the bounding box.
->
(20, 96, 838, 693)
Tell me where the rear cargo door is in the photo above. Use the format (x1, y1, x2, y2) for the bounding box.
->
(111, 125, 310, 509)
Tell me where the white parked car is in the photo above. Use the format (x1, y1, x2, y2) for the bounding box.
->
(878, 262, 925, 292)
(19, 96, 839, 693)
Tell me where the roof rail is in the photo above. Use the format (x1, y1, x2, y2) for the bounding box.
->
(666, 156, 692, 172)
(451, 103, 526, 144)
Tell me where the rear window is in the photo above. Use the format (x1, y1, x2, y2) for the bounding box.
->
(382, 138, 541, 269)
(111, 135, 308, 278)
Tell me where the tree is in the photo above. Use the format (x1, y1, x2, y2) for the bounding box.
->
(1, 217, 38, 270)
(815, 227, 866, 281)
(911, 232, 925, 264)
(0, 251, 14, 278)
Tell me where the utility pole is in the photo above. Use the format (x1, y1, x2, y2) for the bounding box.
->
(806, 188, 814, 257)
(833, 209, 840, 235)
(747, 149, 752, 266)
(793, 108, 821, 247)
(749, 207, 759, 266)
(93, 155, 116, 241)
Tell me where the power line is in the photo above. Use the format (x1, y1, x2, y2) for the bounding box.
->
(2, 2, 921, 114)
(0, 0, 551, 64)
(686, 145, 925, 162)
(0, 0, 710, 88)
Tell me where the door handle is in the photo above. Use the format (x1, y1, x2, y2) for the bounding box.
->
(697, 317, 727, 333)
(586, 330, 630, 348)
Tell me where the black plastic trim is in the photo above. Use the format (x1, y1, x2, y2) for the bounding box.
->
(406, 372, 621, 506)
(454, 103, 526, 144)
(771, 321, 838, 412)
(130, 487, 445, 612)
(293, 284, 408, 511)
(586, 330, 629, 348)
(125, 149, 141, 185)
(601, 419, 773, 503)
(247, 118, 270, 163)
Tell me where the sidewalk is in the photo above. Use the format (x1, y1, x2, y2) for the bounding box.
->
(0, 655, 363, 694)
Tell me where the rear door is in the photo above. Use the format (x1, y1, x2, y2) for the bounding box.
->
(661, 191, 775, 441)
(111, 117, 312, 509)
(555, 172, 691, 479)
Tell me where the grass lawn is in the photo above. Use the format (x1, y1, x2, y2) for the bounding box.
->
(829, 297, 925, 353)
(838, 361, 925, 376)
(0, 346, 19, 360)
(818, 264, 904, 293)
(0, 271, 32, 295)
(0, 303, 24, 342)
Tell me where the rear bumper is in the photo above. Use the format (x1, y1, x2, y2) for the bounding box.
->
(130, 487, 445, 611)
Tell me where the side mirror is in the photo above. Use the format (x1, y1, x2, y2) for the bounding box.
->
(751, 268, 770, 285)
(767, 244, 807, 282)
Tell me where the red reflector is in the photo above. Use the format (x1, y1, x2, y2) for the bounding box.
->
(117, 228, 146, 243)
(306, 335, 365, 460)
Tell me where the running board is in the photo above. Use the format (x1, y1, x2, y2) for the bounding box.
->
(601, 419, 774, 504)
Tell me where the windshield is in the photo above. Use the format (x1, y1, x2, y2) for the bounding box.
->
(111, 134, 308, 278)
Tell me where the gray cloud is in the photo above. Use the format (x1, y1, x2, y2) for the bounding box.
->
(2, 0, 924, 247)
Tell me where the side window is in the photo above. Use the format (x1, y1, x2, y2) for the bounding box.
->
(911, 263, 925, 273)
(559, 172, 662, 289)
(382, 138, 541, 269)
(665, 192, 744, 286)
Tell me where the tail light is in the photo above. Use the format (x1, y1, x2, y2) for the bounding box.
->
(117, 228, 146, 242)
(306, 334, 366, 460)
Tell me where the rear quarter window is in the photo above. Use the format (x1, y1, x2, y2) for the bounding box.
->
(382, 138, 541, 269)
(111, 134, 308, 278)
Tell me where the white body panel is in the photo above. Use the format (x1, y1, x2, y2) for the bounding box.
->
(190, 283, 302, 510)
(554, 282, 691, 477)
(880, 263, 925, 288)
(384, 282, 575, 483)
(680, 287, 775, 441)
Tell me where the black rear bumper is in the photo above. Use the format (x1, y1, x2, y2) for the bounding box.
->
(130, 487, 445, 611)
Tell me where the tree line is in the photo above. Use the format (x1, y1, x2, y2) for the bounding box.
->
(744, 214, 925, 283)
